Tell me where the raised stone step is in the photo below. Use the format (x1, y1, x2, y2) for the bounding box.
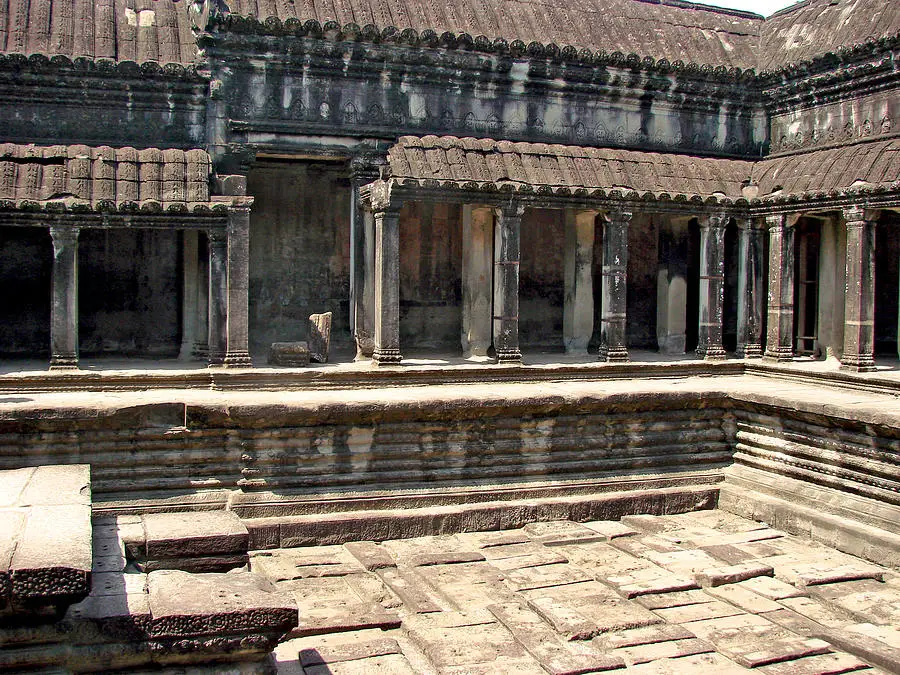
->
(123, 510, 249, 572)
(0, 465, 92, 621)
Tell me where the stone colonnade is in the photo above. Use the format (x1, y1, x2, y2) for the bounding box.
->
(357, 196, 638, 366)
(356, 194, 886, 372)
(47, 207, 252, 370)
(765, 206, 880, 372)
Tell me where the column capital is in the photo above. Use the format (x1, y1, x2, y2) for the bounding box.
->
(495, 200, 525, 220)
(207, 227, 227, 245)
(699, 212, 728, 230)
(602, 208, 632, 225)
(49, 225, 81, 243)
(736, 216, 764, 231)
(765, 212, 801, 229)
(843, 206, 879, 225)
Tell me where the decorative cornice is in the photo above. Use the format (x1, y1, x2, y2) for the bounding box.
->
(207, 17, 758, 86)
(0, 53, 206, 82)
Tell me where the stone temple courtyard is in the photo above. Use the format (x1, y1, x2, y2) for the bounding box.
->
(127, 509, 900, 674)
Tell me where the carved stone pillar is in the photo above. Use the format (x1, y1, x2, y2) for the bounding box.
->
(841, 206, 877, 372)
(764, 213, 795, 362)
(207, 228, 228, 367)
(179, 229, 200, 360)
(195, 233, 209, 357)
(462, 205, 494, 359)
(493, 202, 523, 363)
(735, 217, 765, 358)
(563, 209, 596, 355)
(657, 217, 689, 354)
(350, 166, 378, 360)
(696, 213, 728, 360)
(49, 225, 80, 370)
(224, 206, 252, 367)
(373, 205, 402, 365)
(599, 209, 631, 362)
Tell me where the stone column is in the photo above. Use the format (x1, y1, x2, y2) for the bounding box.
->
(696, 213, 728, 360)
(373, 205, 402, 365)
(195, 233, 209, 357)
(735, 217, 765, 358)
(764, 213, 795, 362)
(563, 209, 596, 355)
(462, 205, 494, 359)
(351, 173, 377, 359)
(49, 225, 80, 370)
(224, 207, 252, 367)
(493, 202, 523, 363)
(841, 206, 877, 372)
(207, 228, 228, 367)
(599, 209, 631, 362)
(179, 229, 200, 361)
(657, 217, 689, 354)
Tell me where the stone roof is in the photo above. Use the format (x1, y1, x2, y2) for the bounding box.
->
(753, 139, 900, 198)
(0, 0, 197, 66)
(759, 0, 900, 71)
(0, 144, 219, 212)
(387, 136, 753, 201)
(385, 135, 900, 205)
(226, 0, 761, 69)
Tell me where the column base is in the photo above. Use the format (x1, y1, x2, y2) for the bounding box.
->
(736, 343, 763, 359)
(373, 347, 402, 365)
(224, 351, 253, 368)
(696, 346, 727, 361)
(495, 349, 522, 364)
(840, 354, 876, 372)
(207, 351, 227, 367)
(763, 347, 794, 362)
(598, 347, 629, 363)
(49, 358, 78, 371)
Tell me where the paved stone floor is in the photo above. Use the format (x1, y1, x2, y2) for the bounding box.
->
(261, 510, 899, 674)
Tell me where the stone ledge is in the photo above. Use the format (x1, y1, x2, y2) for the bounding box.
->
(718, 477, 900, 568)
(0, 465, 92, 620)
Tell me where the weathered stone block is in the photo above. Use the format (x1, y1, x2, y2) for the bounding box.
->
(308, 312, 332, 363)
(268, 341, 310, 367)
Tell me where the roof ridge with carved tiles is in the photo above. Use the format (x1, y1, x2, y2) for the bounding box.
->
(0, 0, 896, 73)
(0, 143, 240, 214)
(386, 135, 900, 204)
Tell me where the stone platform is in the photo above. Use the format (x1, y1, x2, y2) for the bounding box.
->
(266, 510, 898, 674)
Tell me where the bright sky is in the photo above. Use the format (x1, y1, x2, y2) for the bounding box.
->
(690, 0, 803, 16)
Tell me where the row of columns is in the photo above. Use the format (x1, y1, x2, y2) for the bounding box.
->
(764, 206, 878, 371)
(355, 199, 633, 366)
(47, 208, 252, 370)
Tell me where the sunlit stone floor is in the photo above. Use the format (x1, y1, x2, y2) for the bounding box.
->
(261, 510, 899, 674)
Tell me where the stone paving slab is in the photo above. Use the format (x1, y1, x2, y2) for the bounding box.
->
(262, 510, 898, 675)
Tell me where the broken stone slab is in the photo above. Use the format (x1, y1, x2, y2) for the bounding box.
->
(129, 510, 249, 573)
(695, 561, 775, 587)
(147, 569, 297, 652)
(343, 541, 397, 571)
(268, 342, 310, 367)
(308, 312, 332, 363)
(8, 503, 92, 619)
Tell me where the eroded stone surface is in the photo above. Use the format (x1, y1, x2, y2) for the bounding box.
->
(263, 512, 898, 674)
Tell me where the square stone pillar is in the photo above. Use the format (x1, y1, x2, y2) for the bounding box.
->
(351, 170, 377, 360)
(207, 228, 228, 367)
(462, 205, 494, 359)
(599, 209, 631, 362)
(841, 207, 878, 372)
(764, 213, 796, 362)
(179, 229, 200, 361)
(195, 233, 209, 358)
(563, 209, 596, 355)
(49, 225, 80, 370)
(735, 217, 765, 358)
(696, 213, 728, 361)
(657, 217, 689, 354)
(224, 207, 252, 368)
(493, 202, 523, 363)
(373, 205, 402, 365)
